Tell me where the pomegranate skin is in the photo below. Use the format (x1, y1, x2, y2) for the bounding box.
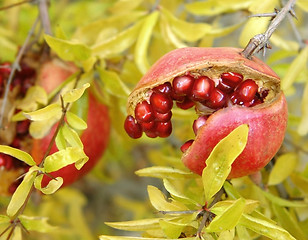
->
(127, 47, 280, 115)
(182, 92, 287, 178)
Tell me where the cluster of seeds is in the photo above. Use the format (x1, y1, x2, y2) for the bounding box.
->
(0, 61, 36, 194)
(124, 72, 269, 142)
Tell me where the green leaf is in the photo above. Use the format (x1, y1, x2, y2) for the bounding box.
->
(185, 0, 253, 16)
(298, 77, 308, 135)
(163, 179, 197, 204)
(211, 199, 259, 216)
(29, 116, 60, 139)
(66, 111, 87, 130)
(261, 189, 307, 208)
(0, 215, 10, 224)
(290, 173, 308, 196)
(19, 215, 57, 233)
(44, 147, 88, 173)
(297, 0, 308, 11)
(281, 46, 308, 91)
(0, 145, 36, 166)
(23, 103, 62, 121)
(161, 17, 187, 48)
(55, 126, 67, 150)
(134, 11, 159, 74)
(147, 185, 188, 212)
(202, 124, 249, 202)
(239, 214, 296, 240)
(135, 166, 194, 179)
(99, 236, 196, 240)
(159, 219, 184, 239)
(206, 198, 245, 232)
(268, 152, 298, 185)
(7, 169, 38, 217)
(44, 34, 91, 62)
(105, 218, 162, 231)
(62, 83, 90, 103)
(98, 69, 130, 97)
(16, 86, 48, 111)
(61, 124, 83, 148)
(92, 20, 142, 58)
(161, 7, 212, 42)
(223, 181, 242, 199)
(218, 229, 235, 240)
(108, 0, 143, 14)
(272, 204, 306, 240)
(34, 175, 63, 194)
(11, 226, 22, 240)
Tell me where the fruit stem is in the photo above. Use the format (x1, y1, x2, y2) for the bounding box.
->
(242, 0, 297, 59)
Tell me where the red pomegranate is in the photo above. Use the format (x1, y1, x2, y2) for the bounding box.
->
(124, 47, 287, 178)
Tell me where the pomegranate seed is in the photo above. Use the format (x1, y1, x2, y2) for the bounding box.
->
(172, 75, 194, 96)
(141, 121, 156, 131)
(16, 120, 30, 135)
(0, 154, 13, 170)
(180, 139, 194, 153)
(236, 79, 258, 102)
(154, 111, 172, 122)
(193, 115, 208, 135)
(204, 88, 226, 109)
(124, 115, 142, 139)
(153, 82, 172, 95)
(176, 97, 195, 110)
(191, 76, 214, 101)
(155, 121, 172, 138)
(230, 92, 242, 105)
(221, 72, 243, 88)
(145, 130, 158, 138)
(0, 62, 11, 75)
(171, 90, 185, 102)
(135, 101, 154, 123)
(150, 92, 173, 114)
(0, 154, 6, 167)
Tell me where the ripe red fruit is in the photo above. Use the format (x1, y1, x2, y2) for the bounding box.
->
(31, 59, 110, 187)
(125, 47, 287, 179)
(150, 92, 173, 114)
(135, 101, 154, 123)
(124, 115, 143, 138)
(191, 76, 214, 101)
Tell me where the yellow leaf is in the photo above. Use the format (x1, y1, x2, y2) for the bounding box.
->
(23, 103, 62, 121)
(268, 152, 298, 185)
(108, 0, 143, 14)
(134, 11, 160, 74)
(34, 175, 63, 194)
(203, 125, 249, 202)
(62, 83, 90, 103)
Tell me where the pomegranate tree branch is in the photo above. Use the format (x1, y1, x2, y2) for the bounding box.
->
(242, 0, 297, 59)
(0, 0, 35, 11)
(0, 16, 40, 129)
(38, 0, 52, 35)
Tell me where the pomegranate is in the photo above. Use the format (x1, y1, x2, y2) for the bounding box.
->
(124, 47, 287, 178)
(0, 59, 110, 195)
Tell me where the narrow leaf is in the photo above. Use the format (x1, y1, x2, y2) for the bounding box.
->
(16, 86, 48, 111)
(290, 173, 308, 196)
(135, 166, 194, 179)
(298, 74, 308, 135)
(0, 145, 36, 166)
(147, 185, 187, 212)
(99, 236, 196, 240)
(0, 215, 10, 224)
(261, 189, 307, 208)
(61, 124, 83, 148)
(34, 175, 63, 194)
(62, 83, 90, 103)
(66, 112, 87, 130)
(44, 34, 91, 62)
(44, 147, 88, 173)
(7, 170, 37, 217)
(134, 11, 159, 74)
(55, 126, 67, 150)
(207, 198, 245, 232)
(19, 215, 57, 233)
(105, 218, 162, 231)
(239, 214, 296, 240)
(203, 124, 249, 202)
(268, 152, 298, 185)
(23, 103, 62, 121)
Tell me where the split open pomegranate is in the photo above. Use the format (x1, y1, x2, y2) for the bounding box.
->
(124, 47, 288, 178)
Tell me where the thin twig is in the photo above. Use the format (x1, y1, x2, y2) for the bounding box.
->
(38, 0, 52, 35)
(0, 16, 39, 129)
(242, 0, 297, 59)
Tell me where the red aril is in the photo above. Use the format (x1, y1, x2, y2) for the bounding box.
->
(124, 115, 143, 138)
(150, 92, 173, 114)
(172, 75, 194, 96)
(236, 79, 258, 102)
(191, 76, 214, 101)
(135, 101, 154, 123)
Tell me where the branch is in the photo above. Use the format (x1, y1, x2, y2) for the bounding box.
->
(0, 16, 40, 129)
(242, 0, 297, 59)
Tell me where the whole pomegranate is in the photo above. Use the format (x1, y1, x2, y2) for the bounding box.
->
(124, 47, 287, 178)
(0, 59, 110, 195)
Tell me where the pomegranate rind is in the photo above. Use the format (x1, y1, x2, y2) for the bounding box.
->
(182, 92, 288, 178)
(127, 47, 280, 116)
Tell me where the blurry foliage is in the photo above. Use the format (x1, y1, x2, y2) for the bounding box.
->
(0, 0, 308, 239)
